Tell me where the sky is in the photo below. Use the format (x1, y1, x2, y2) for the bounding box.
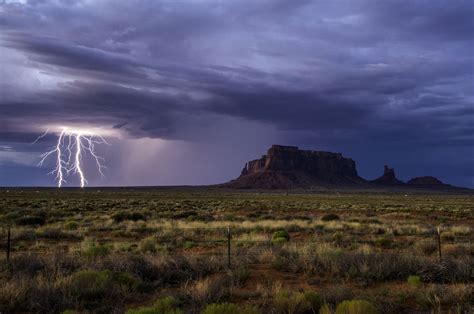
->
(0, 0, 473, 187)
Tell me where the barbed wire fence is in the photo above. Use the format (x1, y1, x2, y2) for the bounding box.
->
(1, 224, 472, 265)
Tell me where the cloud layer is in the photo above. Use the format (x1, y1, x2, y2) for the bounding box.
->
(0, 0, 473, 187)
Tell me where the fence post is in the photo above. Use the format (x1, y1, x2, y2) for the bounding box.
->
(227, 226, 231, 268)
(6, 224, 11, 262)
(437, 227, 442, 262)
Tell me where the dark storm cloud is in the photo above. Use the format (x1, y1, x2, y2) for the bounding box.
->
(0, 0, 473, 186)
(2, 34, 145, 77)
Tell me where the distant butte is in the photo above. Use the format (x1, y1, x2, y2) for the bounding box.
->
(224, 145, 366, 189)
(370, 165, 404, 186)
(223, 145, 467, 190)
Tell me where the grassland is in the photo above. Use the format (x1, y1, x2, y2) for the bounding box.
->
(0, 188, 472, 313)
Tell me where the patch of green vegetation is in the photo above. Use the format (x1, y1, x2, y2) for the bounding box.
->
(273, 290, 311, 314)
(83, 243, 112, 258)
(407, 275, 422, 287)
(272, 230, 290, 244)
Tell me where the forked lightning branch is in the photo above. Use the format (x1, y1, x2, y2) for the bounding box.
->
(35, 127, 108, 187)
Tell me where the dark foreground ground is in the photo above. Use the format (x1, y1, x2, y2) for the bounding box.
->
(0, 187, 472, 313)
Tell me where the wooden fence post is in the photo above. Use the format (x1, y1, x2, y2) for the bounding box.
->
(437, 227, 442, 262)
(6, 224, 11, 262)
(227, 226, 231, 268)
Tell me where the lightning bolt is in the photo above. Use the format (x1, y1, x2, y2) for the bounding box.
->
(35, 127, 108, 188)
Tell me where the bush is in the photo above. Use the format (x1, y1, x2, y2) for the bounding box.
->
(304, 291, 322, 313)
(335, 300, 378, 314)
(321, 214, 340, 221)
(140, 237, 157, 253)
(273, 290, 311, 314)
(319, 304, 332, 314)
(183, 241, 194, 250)
(71, 270, 140, 309)
(83, 243, 112, 258)
(16, 215, 46, 226)
(229, 266, 250, 287)
(272, 230, 290, 243)
(65, 221, 79, 230)
(440, 232, 455, 241)
(407, 275, 422, 287)
(183, 277, 227, 304)
(272, 237, 289, 245)
(416, 241, 437, 255)
(39, 228, 80, 240)
(112, 211, 146, 223)
(271, 256, 289, 271)
(113, 272, 141, 291)
(202, 303, 260, 314)
(374, 237, 392, 248)
(70, 270, 114, 303)
(126, 296, 183, 314)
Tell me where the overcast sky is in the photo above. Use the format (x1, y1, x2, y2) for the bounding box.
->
(0, 0, 473, 187)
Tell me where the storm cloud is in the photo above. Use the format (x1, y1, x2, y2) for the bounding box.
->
(0, 0, 473, 187)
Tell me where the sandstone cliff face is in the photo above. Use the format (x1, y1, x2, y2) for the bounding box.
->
(226, 145, 365, 189)
(243, 145, 359, 176)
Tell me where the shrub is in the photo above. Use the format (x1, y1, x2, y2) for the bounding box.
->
(304, 291, 322, 313)
(416, 241, 437, 255)
(321, 214, 340, 221)
(112, 211, 146, 222)
(440, 232, 455, 241)
(8, 253, 45, 276)
(16, 215, 46, 226)
(201, 303, 260, 314)
(172, 210, 197, 219)
(110, 254, 161, 281)
(71, 270, 140, 309)
(126, 296, 183, 314)
(65, 221, 79, 230)
(374, 237, 392, 248)
(113, 272, 141, 291)
(407, 275, 422, 287)
(444, 244, 470, 257)
(272, 237, 289, 245)
(229, 266, 250, 287)
(335, 300, 378, 314)
(70, 270, 114, 303)
(271, 256, 289, 271)
(183, 241, 194, 250)
(332, 232, 344, 244)
(273, 290, 311, 314)
(320, 286, 353, 306)
(39, 228, 79, 240)
(272, 230, 290, 243)
(319, 304, 332, 314)
(83, 243, 111, 258)
(183, 277, 227, 304)
(140, 237, 157, 253)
